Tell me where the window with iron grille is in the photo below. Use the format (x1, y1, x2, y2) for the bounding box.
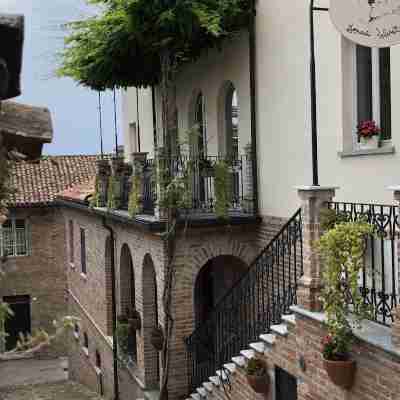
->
(80, 228, 86, 274)
(0, 219, 29, 257)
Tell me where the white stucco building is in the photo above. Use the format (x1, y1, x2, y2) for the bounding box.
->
(121, 0, 399, 219)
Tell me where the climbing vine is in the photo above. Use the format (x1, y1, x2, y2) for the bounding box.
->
(107, 175, 120, 210)
(214, 160, 232, 219)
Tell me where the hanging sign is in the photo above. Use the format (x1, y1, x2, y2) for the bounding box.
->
(330, 0, 400, 47)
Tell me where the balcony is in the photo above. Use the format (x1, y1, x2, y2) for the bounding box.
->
(93, 149, 257, 228)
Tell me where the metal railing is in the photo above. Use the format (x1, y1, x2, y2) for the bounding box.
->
(120, 154, 254, 217)
(184, 208, 303, 393)
(328, 202, 399, 326)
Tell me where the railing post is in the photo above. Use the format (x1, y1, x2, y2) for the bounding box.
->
(155, 147, 168, 221)
(243, 143, 254, 214)
(296, 185, 337, 312)
(389, 187, 400, 347)
(131, 152, 148, 214)
(96, 159, 111, 207)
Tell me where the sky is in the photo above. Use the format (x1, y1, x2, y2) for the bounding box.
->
(1, 0, 122, 155)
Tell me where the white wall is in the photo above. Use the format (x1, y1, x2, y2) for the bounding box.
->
(121, 0, 400, 218)
(121, 87, 154, 161)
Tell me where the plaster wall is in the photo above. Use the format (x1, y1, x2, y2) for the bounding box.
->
(122, 0, 400, 219)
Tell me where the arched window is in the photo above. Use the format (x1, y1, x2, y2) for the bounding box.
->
(225, 84, 239, 160)
(194, 93, 207, 157)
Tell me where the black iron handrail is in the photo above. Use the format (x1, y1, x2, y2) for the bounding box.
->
(328, 201, 399, 326)
(185, 208, 303, 393)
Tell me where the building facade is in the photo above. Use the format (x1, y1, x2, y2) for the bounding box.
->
(63, 1, 400, 400)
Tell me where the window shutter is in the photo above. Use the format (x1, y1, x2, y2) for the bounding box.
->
(380, 48, 391, 140)
(80, 228, 86, 274)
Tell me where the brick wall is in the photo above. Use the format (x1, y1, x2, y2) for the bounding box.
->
(62, 204, 288, 399)
(202, 309, 400, 400)
(0, 207, 68, 357)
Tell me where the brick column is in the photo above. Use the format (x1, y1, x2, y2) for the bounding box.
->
(243, 143, 254, 214)
(296, 186, 337, 312)
(96, 159, 111, 207)
(389, 187, 400, 347)
(131, 152, 148, 214)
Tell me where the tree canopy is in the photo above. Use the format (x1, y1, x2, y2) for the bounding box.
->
(58, 0, 252, 90)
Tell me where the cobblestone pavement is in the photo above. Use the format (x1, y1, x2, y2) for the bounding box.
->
(0, 381, 102, 400)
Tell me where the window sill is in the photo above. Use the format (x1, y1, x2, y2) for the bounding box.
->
(70, 263, 75, 270)
(73, 332, 80, 340)
(80, 273, 87, 281)
(82, 347, 89, 357)
(339, 145, 395, 158)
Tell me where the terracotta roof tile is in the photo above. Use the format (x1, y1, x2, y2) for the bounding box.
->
(9, 154, 102, 207)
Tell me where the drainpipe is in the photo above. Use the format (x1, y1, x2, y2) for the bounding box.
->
(249, 0, 259, 216)
(102, 217, 120, 400)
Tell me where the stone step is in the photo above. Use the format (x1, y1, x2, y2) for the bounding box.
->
(271, 324, 288, 337)
(249, 342, 265, 354)
(232, 356, 246, 368)
(216, 369, 229, 381)
(196, 387, 207, 398)
(190, 394, 200, 400)
(240, 349, 255, 360)
(203, 382, 213, 393)
(259, 333, 276, 346)
(282, 314, 296, 326)
(223, 363, 236, 374)
(209, 376, 221, 387)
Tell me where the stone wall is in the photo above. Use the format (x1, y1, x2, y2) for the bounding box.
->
(0, 207, 67, 357)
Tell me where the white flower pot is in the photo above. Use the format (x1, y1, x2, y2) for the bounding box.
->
(359, 136, 379, 150)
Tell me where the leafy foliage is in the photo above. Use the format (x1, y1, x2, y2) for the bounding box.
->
(317, 221, 374, 360)
(245, 358, 268, 377)
(320, 208, 348, 232)
(107, 175, 120, 209)
(128, 173, 142, 217)
(90, 175, 101, 208)
(58, 0, 252, 90)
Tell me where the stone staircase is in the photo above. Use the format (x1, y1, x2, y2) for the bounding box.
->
(186, 313, 297, 400)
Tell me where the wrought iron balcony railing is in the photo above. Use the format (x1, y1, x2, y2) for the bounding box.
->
(328, 201, 399, 326)
(120, 154, 255, 218)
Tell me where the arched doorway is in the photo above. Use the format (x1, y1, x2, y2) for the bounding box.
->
(105, 236, 114, 336)
(194, 255, 248, 327)
(120, 244, 137, 362)
(142, 254, 160, 389)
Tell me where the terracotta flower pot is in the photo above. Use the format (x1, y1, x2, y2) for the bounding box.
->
(246, 373, 270, 394)
(127, 310, 141, 331)
(151, 327, 164, 351)
(323, 358, 356, 390)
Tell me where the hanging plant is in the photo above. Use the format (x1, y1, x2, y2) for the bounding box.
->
(245, 358, 270, 394)
(317, 220, 374, 389)
(128, 174, 142, 217)
(89, 176, 101, 208)
(214, 160, 231, 219)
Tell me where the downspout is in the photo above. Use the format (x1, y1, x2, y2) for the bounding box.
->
(102, 217, 120, 400)
(249, 0, 259, 216)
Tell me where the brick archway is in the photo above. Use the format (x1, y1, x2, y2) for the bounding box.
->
(120, 243, 137, 362)
(105, 236, 114, 336)
(194, 255, 248, 327)
(142, 253, 160, 389)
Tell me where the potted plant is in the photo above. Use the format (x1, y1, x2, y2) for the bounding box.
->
(127, 308, 141, 331)
(151, 326, 164, 351)
(318, 220, 374, 390)
(245, 358, 270, 394)
(357, 120, 380, 150)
